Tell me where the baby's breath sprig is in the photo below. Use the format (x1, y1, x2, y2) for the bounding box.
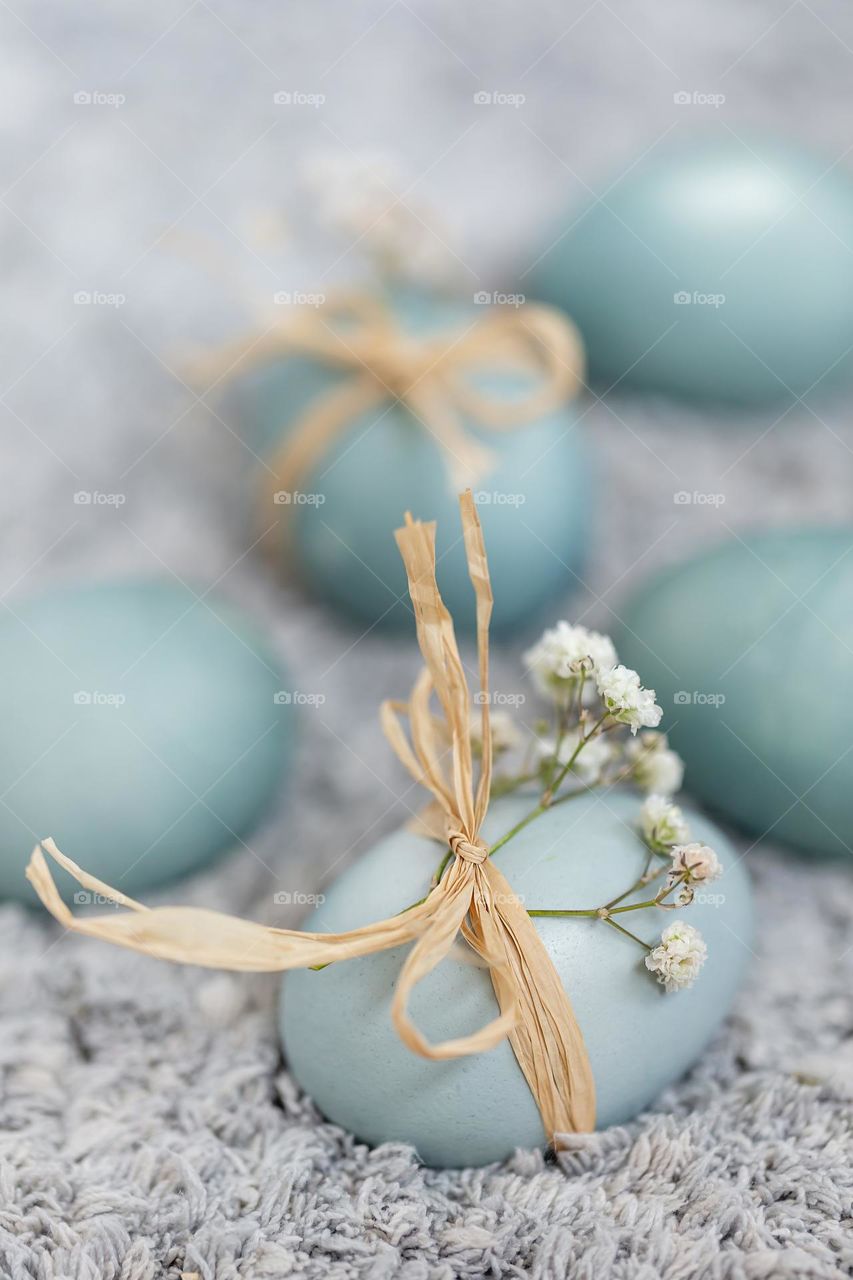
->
(301, 151, 458, 289)
(409, 621, 724, 994)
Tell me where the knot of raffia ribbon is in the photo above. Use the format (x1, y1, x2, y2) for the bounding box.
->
(188, 293, 585, 542)
(25, 489, 596, 1144)
(447, 833, 489, 865)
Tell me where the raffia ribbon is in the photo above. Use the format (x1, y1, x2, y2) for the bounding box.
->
(26, 491, 595, 1143)
(190, 293, 585, 533)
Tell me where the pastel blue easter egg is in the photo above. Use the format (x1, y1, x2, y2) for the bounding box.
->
(237, 291, 592, 633)
(618, 527, 853, 859)
(0, 579, 294, 902)
(280, 789, 752, 1167)
(527, 140, 853, 404)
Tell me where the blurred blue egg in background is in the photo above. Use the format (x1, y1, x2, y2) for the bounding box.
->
(0, 579, 294, 902)
(617, 527, 853, 858)
(527, 139, 853, 405)
(236, 288, 594, 634)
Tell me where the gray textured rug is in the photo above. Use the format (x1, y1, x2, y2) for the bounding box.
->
(2, 1, 853, 1275)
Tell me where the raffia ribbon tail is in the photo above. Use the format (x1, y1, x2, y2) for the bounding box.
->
(481, 859, 596, 1136)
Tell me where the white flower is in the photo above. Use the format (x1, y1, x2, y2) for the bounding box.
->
(670, 842, 722, 884)
(536, 729, 613, 785)
(470, 709, 520, 756)
(596, 664, 662, 734)
(645, 921, 707, 992)
(627, 732, 684, 795)
(524, 623, 617, 702)
(639, 794, 689, 851)
(301, 152, 454, 284)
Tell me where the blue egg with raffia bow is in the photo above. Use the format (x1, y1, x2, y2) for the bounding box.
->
(617, 527, 853, 858)
(234, 292, 592, 633)
(280, 789, 752, 1168)
(527, 140, 853, 404)
(0, 579, 294, 902)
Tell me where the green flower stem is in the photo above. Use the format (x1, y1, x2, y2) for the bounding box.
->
(607, 872, 686, 914)
(488, 804, 548, 856)
(525, 870, 687, 926)
(523, 911, 653, 952)
(550, 699, 570, 782)
(431, 849, 453, 887)
(576, 669, 587, 720)
(541, 711, 609, 805)
(608, 899, 664, 914)
(604, 853, 666, 911)
(528, 907, 599, 919)
(603, 916, 652, 952)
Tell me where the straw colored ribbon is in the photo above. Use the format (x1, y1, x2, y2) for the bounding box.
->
(26, 490, 596, 1143)
(191, 293, 585, 536)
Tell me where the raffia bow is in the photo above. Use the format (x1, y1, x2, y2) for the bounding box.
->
(26, 490, 596, 1143)
(190, 293, 585, 538)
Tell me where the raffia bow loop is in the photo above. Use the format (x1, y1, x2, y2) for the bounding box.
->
(25, 490, 596, 1145)
(187, 292, 585, 535)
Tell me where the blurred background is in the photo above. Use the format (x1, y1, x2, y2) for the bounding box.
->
(4, 0, 853, 883)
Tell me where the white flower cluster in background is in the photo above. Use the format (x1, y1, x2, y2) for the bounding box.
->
(626, 731, 684, 794)
(301, 151, 457, 286)
(469, 708, 520, 757)
(535, 729, 614, 785)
